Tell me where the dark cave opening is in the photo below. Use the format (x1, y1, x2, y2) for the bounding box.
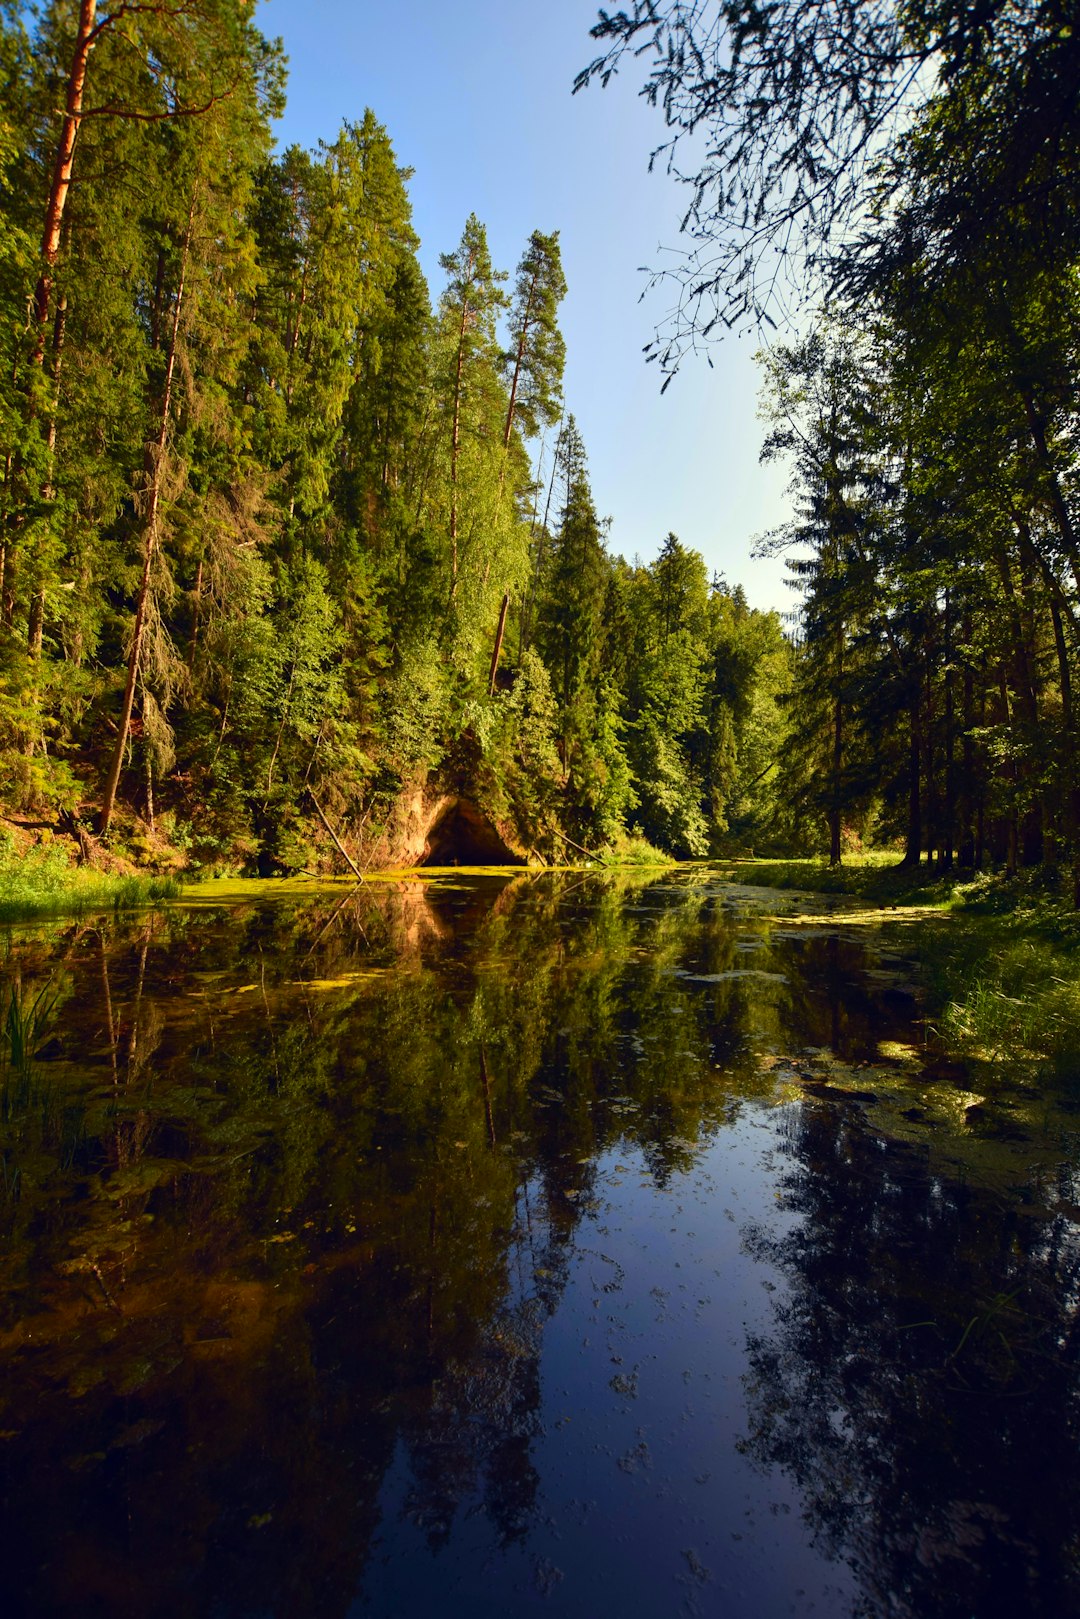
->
(420, 800, 525, 866)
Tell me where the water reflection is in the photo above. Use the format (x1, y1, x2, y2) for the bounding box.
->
(0, 871, 1075, 1616)
(742, 1099, 1080, 1618)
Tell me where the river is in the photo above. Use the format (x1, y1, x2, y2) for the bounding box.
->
(0, 868, 1077, 1617)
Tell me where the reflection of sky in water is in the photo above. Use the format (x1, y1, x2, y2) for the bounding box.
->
(363, 1110, 849, 1617)
(0, 871, 1077, 1618)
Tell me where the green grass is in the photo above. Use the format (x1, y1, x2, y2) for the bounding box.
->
(598, 834, 676, 868)
(919, 920, 1080, 1071)
(725, 852, 1080, 1073)
(724, 852, 954, 906)
(913, 872, 1080, 1069)
(0, 832, 180, 922)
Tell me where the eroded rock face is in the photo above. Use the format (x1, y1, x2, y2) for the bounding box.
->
(371, 783, 528, 868)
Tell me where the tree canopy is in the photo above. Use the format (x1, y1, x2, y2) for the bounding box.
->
(0, 0, 791, 874)
(576, 0, 1080, 370)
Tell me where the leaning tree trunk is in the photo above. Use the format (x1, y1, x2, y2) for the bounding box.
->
(99, 207, 192, 837)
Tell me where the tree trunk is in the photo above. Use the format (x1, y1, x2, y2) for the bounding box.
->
(520, 420, 562, 658)
(502, 274, 537, 448)
(448, 285, 472, 600)
(1020, 386, 1080, 598)
(27, 296, 68, 668)
(958, 612, 976, 867)
(488, 592, 510, 696)
(189, 553, 204, 667)
(34, 0, 98, 355)
(941, 589, 955, 869)
(829, 660, 842, 866)
(100, 203, 193, 836)
(1049, 595, 1080, 902)
(902, 688, 921, 866)
(143, 687, 155, 833)
(998, 669, 1019, 875)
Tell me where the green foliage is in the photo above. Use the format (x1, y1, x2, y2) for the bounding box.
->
(582, 0, 1080, 889)
(475, 648, 562, 847)
(0, 7, 797, 870)
(503, 229, 567, 442)
(383, 637, 453, 779)
(3, 981, 54, 1080)
(0, 829, 179, 920)
(598, 833, 674, 867)
(921, 907, 1080, 1075)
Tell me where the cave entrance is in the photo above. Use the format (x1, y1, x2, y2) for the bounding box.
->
(421, 799, 524, 866)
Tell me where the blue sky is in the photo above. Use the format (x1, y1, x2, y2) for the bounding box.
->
(259, 0, 795, 612)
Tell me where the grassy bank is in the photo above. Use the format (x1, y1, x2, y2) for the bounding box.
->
(724, 852, 955, 906)
(0, 832, 181, 922)
(727, 853, 1080, 1074)
(597, 834, 675, 869)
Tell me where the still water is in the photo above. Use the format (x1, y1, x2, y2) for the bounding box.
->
(0, 869, 1078, 1617)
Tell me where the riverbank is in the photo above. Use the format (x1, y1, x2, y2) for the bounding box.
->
(724, 852, 955, 906)
(728, 854, 1080, 1072)
(0, 809, 676, 926)
(0, 829, 181, 923)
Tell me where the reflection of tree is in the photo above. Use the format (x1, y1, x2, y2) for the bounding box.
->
(0, 870, 947, 1616)
(772, 929, 916, 1059)
(739, 1097, 1080, 1618)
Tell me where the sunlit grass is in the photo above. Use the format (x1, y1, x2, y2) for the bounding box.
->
(923, 928, 1080, 1070)
(724, 851, 949, 906)
(598, 834, 674, 868)
(0, 832, 180, 922)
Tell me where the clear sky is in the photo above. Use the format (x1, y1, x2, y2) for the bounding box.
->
(258, 0, 796, 613)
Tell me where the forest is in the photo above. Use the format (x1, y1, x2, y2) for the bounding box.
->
(0, 0, 792, 879)
(579, 0, 1080, 892)
(0, 0, 1078, 888)
(3, 7, 1080, 1611)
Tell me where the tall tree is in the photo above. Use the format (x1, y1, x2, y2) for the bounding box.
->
(502, 229, 566, 448)
(435, 214, 508, 598)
